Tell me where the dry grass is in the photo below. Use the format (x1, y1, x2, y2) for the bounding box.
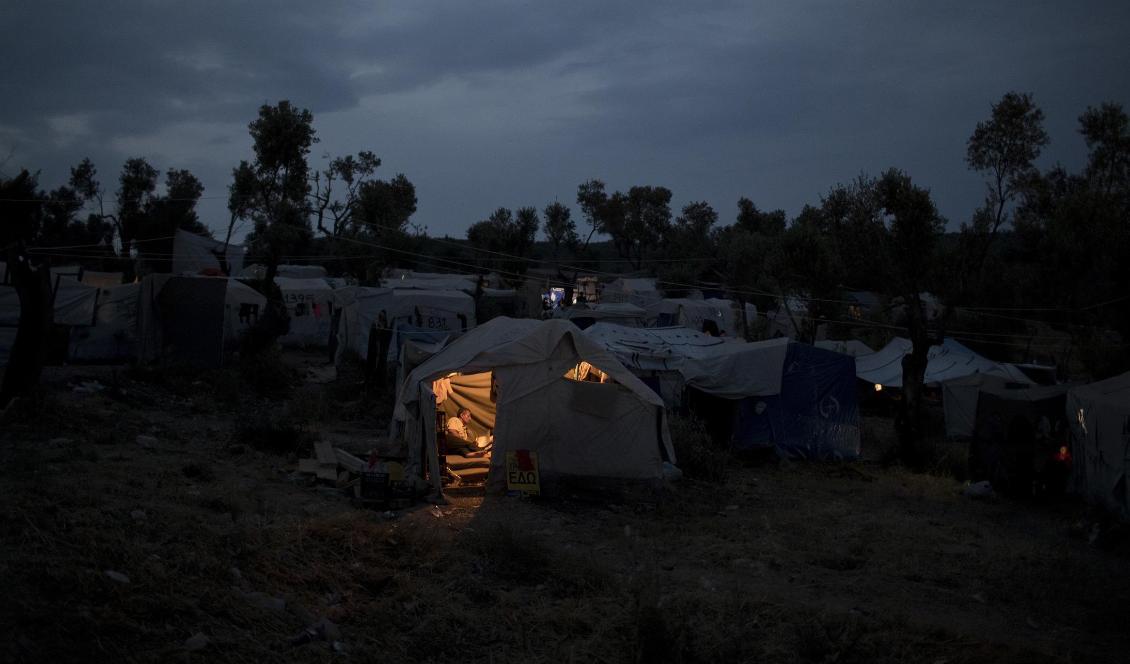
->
(1, 359, 1128, 663)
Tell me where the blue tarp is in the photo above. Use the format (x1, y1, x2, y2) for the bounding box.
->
(733, 342, 861, 460)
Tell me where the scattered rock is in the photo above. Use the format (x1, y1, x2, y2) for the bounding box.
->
(243, 590, 286, 611)
(725, 504, 739, 511)
(333, 641, 348, 654)
(136, 435, 158, 449)
(962, 481, 996, 501)
(105, 570, 130, 584)
(971, 592, 988, 604)
(130, 510, 147, 522)
(47, 437, 74, 448)
(184, 633, 209, 651)
(623, 525, 632, 537)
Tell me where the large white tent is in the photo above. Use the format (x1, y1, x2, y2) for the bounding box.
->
(1067, 372, 1130, 520)
(392, 318, 675, 497)
(855, 337, 1035, 388)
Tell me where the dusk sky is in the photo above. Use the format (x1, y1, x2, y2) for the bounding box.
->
(2, 1, 1128, 242)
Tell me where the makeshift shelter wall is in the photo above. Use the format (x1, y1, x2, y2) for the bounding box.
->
(856, 337, 1036, 388)
(972, 383, 1072, 494)
(1067, 373, 1130, 520)
(172, 229, 245, 276)
(53, 277, 98, 326)
(68, 283, 140, 362)
(80, 271, 123, 288)
(942, 373, 1011, 439)
(276, 277, 334, 347)
(584, 323, 789, 399)
(137, 276, 227, 367)
(336, 287, 473, 362)
(733, 343, 860, 460)
(224, 280, 267, 349)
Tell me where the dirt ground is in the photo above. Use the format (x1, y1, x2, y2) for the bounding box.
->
(1, 354, 1128, 663)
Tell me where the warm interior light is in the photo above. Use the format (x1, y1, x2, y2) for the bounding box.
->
(874, 383, 883, 392)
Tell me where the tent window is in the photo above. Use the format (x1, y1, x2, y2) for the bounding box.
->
(565, 361, 614, 384)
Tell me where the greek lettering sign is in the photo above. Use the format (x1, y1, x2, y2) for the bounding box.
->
(506, 450, 540, 495)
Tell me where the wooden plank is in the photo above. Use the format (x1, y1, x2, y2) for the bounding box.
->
(334, 448, 366, 473)
(314, 440, 337, 466)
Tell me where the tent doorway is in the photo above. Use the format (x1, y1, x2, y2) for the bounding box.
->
(434, 371, 496, 489)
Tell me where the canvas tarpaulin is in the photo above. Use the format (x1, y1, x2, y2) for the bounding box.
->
(855, 337, 1036, 388)
(393, 318, 674, 497)
(732, 342, 861, 460)
(68, 283, 140, 362)
(334, 287, 474, 363)
(172, 229, 246, 276)
(52, 277, 98, 326)
(1067, 372, 1130, 520)
(584, 323, 790, 399)
(137, 275, 227, 367)
(644, 298, 755, 337)
(554, 303, 647, 329)
(276, 277, 334, 347)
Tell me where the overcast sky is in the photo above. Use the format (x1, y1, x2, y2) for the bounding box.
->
(2, 1, 1128, 242)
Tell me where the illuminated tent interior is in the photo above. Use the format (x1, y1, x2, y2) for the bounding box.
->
(392, 317, 675, 497)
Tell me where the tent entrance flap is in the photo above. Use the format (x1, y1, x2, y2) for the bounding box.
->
(433, 371, 496, 487)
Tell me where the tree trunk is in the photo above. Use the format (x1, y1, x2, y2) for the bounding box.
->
(898, 294, 931, 469)
(0, 250, 53, 409)
(243, 259, 290, 356)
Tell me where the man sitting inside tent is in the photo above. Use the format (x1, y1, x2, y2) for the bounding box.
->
(445, 408, 491, 456)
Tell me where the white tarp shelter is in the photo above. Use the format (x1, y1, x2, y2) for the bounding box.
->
(601, 277, 662, 307)
(584, 323, 790, 400)
(644, 298, 756, 337)
(393, 318, 675, 497)
(333, 287, 475, 362)
(68, 283, 140, 362)
(1068, 372, 1130, 520)
(855, 337, 1035, 388)
(173, 229, 246, 276)
(941, 373, 1015, 439)
(380, 275, 478, 294)
(276, 277, 335, 347)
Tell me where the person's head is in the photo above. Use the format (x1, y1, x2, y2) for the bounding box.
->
(458, 408, 472, 423)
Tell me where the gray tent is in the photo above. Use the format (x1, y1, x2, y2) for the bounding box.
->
(1068, 372, 1130, 520)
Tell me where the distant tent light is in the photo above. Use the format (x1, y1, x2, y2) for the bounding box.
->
(874, 383, 883, 392)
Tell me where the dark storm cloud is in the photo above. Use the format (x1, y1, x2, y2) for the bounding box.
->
(1, 1, 1128, 236)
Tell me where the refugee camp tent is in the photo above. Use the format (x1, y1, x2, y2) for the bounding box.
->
(68, 283, 140, 362)
(276, 277, 335, 347)
(644, 298, 756, 337)
(172, 229, 246, 276)
(392, 318, 676, 497)
(1067, 372, 1130, 520)
(137, 275, 229, 368)
(941, 373, 1012, 439)
(554, 303, 647, 330)
(855, 337, 1035, 388)
(601, 277, 662, 307)
(52, 277, 99, 326)
(970, 383, 1072, 495)
(223, 280, 267, 349)
(333, 287, 475, 363)
(585, 323, 860, 459)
